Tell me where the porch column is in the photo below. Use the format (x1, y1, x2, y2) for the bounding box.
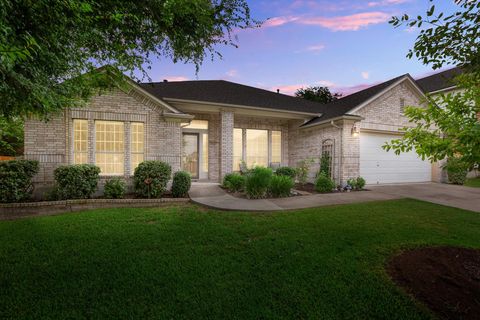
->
(219, 110, 234, 181)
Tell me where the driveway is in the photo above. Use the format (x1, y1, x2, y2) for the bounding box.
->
(370, 183, 480, 213)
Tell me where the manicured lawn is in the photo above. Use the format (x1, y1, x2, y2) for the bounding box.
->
(465, 177, 480, 188)
(0, 200, 479, 319)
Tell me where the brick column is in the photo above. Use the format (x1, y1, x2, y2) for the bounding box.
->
(220, 110, 234, 180)
(340, 120, 360, 185)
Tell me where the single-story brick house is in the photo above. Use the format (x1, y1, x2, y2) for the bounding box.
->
(24, 68, 460, 194)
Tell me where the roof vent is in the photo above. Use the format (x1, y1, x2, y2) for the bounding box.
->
(276, 89, 280, 94)
(163, 79, 168, 83)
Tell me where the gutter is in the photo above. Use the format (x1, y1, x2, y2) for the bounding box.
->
(299, 114, 363, 129)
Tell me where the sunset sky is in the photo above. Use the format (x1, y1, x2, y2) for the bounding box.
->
(143, 0, 458, 96)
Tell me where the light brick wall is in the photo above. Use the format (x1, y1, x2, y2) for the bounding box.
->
(24, 88, 182, 196)
(288, 120, 343, 184)
(353, 81, 423, 132)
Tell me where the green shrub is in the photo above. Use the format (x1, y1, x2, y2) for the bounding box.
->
(134, 161, 171, 198)
(446, 158, 469, 185)
(104, 178, 126, 199)
(171, 171, 191, 198)
(347, 178, 358, 190)
(54, 164, 101, 199)
(0, 160, 39, 203)
(356, 177, 366, 190)
(275, 166, 297, 180)
(269, 175, 294, 198)
(318, 153, 331, 178)
(245, 166, 273, 199)
(223, 173, 246, 192)
(296, 158, 314, 185)
(315, 173, 335, 193)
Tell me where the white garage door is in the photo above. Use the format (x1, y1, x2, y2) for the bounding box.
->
(360, 132, 431, 185)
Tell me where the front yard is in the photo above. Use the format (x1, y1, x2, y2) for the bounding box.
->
(0, 200, 479, 319)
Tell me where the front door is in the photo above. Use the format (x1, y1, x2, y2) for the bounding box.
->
(182, 133, 199, 179)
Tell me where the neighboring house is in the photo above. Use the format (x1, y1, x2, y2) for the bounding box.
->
(24, 68, 461, 195)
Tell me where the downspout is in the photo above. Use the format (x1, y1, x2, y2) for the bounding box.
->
(330, 120, 343, 186)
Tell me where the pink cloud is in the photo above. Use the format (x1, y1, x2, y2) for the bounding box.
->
(263, 12, 391, 31)
(263, 16, 299, 27)
(271, 83, 307, 95)
(164, 76, 189, 82)
(335, 83, 376, 96)
(368, 0, 409, 7)
(299, 12, 391, 31)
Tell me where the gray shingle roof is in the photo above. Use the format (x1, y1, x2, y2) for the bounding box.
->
(416, 67, 462, 93)
(301, 74, 410, 127)
(140, 80, 326, 114)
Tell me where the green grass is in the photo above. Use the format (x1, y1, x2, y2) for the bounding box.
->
(0, 200, 479, 319)
(465, 177, 480, 188)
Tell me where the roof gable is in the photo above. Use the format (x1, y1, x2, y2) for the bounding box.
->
(300, 74, 425, 128)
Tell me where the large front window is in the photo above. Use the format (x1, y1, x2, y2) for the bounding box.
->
(131, 122, 144, 173)
(73, 119, 88, 164)
(233, 128, 282, 169)
(233, 128, 243, 171)
(95, 121, 124, 175)
(271, 131, 282, 164)
(246, 129, 268, 167)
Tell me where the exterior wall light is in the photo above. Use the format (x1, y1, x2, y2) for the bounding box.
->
(351, 124, 360, 137)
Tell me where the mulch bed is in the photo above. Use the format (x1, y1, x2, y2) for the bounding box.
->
(387, 246, 480, 320)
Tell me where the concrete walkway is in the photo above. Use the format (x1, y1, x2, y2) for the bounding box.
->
(370, 183, 480, 213)
(189, 183, 401, 212)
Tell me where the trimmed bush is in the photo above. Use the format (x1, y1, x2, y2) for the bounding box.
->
(0, 160, 39, 203)
(104, 178, 126, 199)
(171, 171, 191, 198)
(446, 158, 469, 185)
(245, 166, 273, 199)
(269, 175, 294, 198)
(134, 161, 171, 198)
(315, 173, 335, 193)
(54, 164, 101, 199)
(356, 177, 366, 190)
(275, 166, 297, 180)
(223, 172, 246, 192)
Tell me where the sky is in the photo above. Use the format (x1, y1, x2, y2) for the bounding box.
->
(141, 0, 459, 96)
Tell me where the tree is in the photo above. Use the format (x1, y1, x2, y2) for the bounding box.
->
(384, 0, 480, 172)
(0, 0, 256, 119)
(0, 117, 23, 156)
(295, 86, 342, 104)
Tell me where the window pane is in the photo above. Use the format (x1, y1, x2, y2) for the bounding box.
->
(233, 128, 243, 171)
(271, 131, 282, 164)
(95, 121, 124, 175)
(246, 129, 268, 167)
(73, 119, 88, 164)
(131, 123, 144, 173)
(183, 120, 208, 130)
(202, 133, 208, 173)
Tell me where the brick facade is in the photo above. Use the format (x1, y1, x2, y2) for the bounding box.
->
(25, 88, 183, 196)
(25, 78, 431, 194)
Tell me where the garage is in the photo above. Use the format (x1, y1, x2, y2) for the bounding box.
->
(360, 132, 432, 185)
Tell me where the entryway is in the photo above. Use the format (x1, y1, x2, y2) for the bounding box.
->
(182, 120, 209, 180)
